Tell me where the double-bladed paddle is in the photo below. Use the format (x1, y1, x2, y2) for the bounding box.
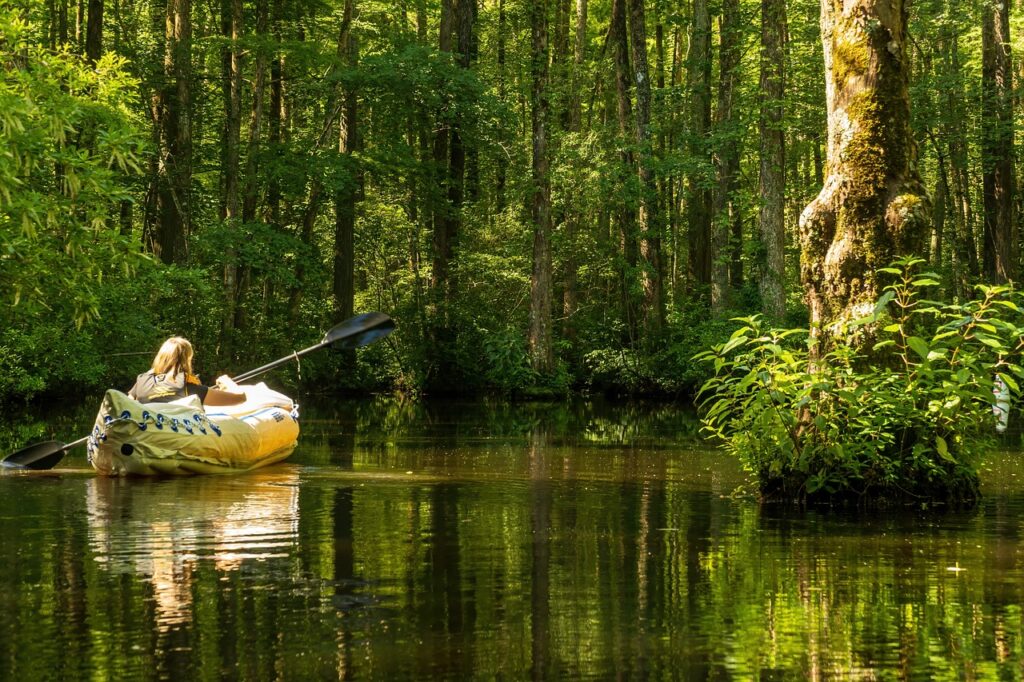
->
(2, 312, 395, 471)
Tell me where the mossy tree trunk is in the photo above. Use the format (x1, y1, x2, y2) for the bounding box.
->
(799, 0, 929, 351)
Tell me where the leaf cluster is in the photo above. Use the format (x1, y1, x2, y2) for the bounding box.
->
(697, 258, 1023, 504)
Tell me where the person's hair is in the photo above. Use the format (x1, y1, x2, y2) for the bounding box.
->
(151, 337, 194, 377)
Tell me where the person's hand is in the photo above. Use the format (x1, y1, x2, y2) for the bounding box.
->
(215, 374, 240, 391)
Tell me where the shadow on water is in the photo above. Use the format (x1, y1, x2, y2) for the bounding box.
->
(1, 396, 1024, 678)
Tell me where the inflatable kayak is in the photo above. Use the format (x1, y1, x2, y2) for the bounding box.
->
(86, 382, 300, 476)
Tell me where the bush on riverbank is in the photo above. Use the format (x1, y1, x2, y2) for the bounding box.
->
(698, 260, 1023, 505)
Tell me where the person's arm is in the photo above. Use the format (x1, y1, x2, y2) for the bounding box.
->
(204, 375, 246, 406)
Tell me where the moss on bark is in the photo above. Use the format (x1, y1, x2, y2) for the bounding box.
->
(800, 0, 929, 352)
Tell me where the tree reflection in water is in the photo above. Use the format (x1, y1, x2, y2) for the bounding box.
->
(0, 398, 1023, 679)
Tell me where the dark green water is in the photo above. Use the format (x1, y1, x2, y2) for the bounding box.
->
(3, 397, 1024, 679)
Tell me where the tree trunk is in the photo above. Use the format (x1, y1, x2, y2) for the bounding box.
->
(495, 0, 507, 211)
(529, 0, 554, 374)
(430, 0, 454, 302)
(85, 0, 102, 63)
(220, 0, 242, 352)
(561, 0, 586, 342)
(982, 0, 1015, 283)
(610, 0, 638, 339)
(799, 0, 930, 351)
(627, 0, 664, 336)
(711, 0, 740, 314)
(685, 0, 712, 292)
(154, 0, 191, 265)
(333, 0, 359, 324)
(758, 0, 786, 322)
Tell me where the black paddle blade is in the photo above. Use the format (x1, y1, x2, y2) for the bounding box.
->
(321, 313, 393, 346)
(2, 440, 68, 471)
(333, 320, 395, 350)
(324, 312, 395, 349)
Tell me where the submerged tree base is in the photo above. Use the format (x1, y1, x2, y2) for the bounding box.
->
(698, 261, 1020, 507)
(755, 461, 981, 507)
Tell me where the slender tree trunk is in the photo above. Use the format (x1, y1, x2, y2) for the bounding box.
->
(799, 0, 930, 352)
(431, 0, 454, 303)
(59, 0, 68, 45)
(529, 0, 554, 374)
(561, 0, 586, 342)
(711, 0, 740, 314)
(931, 146, 947, 268)
(686, 0, 712, 292)
(220, 0, 242, 351)
(154, 0, 191, 265)
(759, 0, 786, 321)
(627, 0, 664, 336)
(982, 0, 1015, 283)
(235, 0, 269, 334)
(495, 0, 507, 211)
(333, 0, 359, 324)
(85, 0, 102, 63)
(610, 0, 638, 339)
(266, 0, 283, 229)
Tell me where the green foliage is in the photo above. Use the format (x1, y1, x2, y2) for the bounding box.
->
(698, 259, 1024, 504)
(0, 6, 147, 327)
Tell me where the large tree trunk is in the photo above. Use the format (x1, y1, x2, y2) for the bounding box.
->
(529, 0, 554, 374)
(799, 0, 930, 350)
(981, 0, 1015, 283)
(711, 0, 741, 314)
(758, 0, 786, 322)
(685, 0, 712, 292)
(628, 0, 664, 337)
(154, 0, 191, 265)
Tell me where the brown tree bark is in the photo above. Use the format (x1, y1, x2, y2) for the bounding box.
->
(610, 0, 639, 338)
(333, 0, 359, 323)
(154, 0, 191, 265)
(685, 0, 712, 292)
(799, 0, 930, 350)
(220, 0, 242, 351)
(759, 0, 786, 322)
(85, 0, 102, 63)
(561, 0, 586, 342)
(711, 0, 741, 314)
(982, 0, 1015, 283)
(529, 0, 554, 374)
(627, 0, 664, 336)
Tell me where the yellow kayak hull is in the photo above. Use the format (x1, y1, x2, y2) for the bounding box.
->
(87, 383, 300, 476)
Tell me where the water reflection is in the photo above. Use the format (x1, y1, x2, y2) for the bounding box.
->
(85, 472, 300, 632)
(1, 399, 1024, 679)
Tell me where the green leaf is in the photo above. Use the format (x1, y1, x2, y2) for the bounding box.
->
(998, 372, 1019, 393)
(873, 290, 896, 315)
(906, 336, 930, 360)
(935, 436, 955, 463)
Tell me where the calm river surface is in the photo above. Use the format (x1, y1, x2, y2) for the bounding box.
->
(2, 396, 1024, 679)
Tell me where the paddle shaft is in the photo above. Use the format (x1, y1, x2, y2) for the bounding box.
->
(231, 339, 328, 383)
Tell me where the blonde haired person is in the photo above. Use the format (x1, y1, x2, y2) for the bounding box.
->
(128, 337, 245, 406)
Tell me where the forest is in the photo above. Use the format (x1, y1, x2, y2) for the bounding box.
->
(0, 0, 1018, 401)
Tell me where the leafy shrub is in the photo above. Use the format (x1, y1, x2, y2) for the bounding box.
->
(697, 259, 1022, 505)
